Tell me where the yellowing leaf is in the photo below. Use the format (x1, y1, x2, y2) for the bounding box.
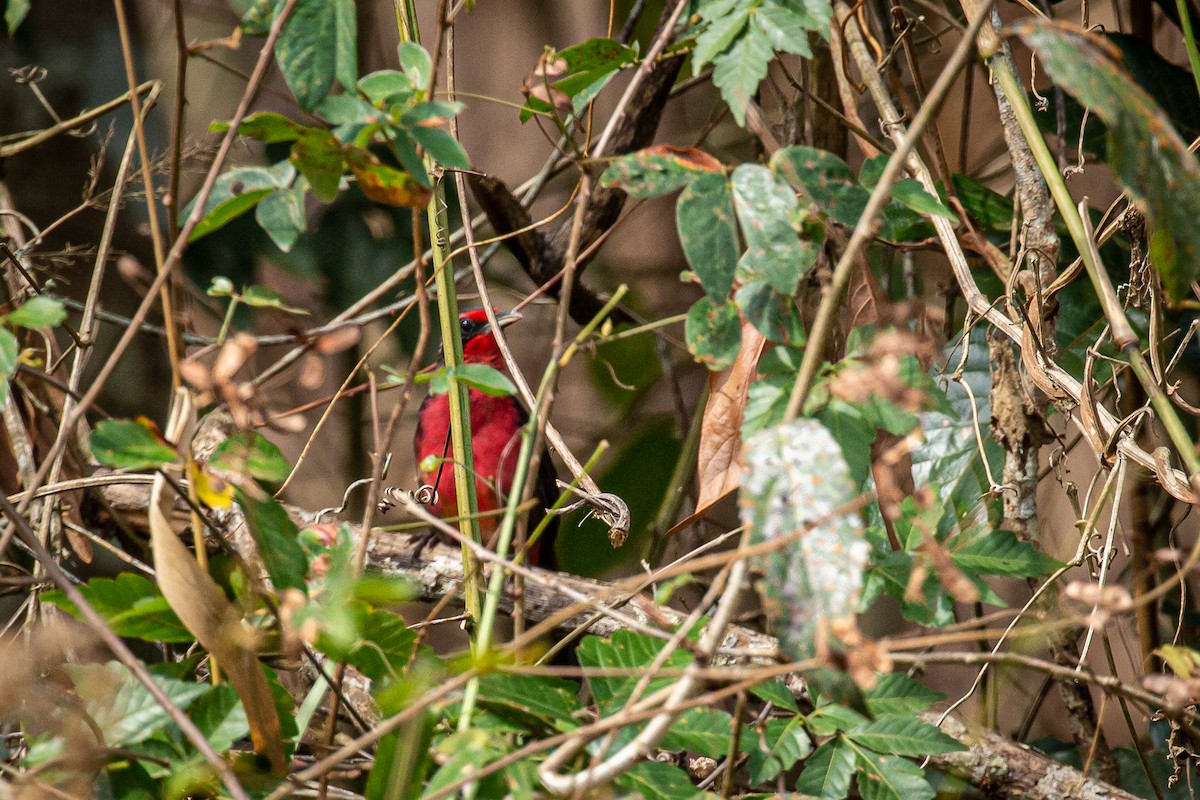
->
(192, 466, 234, 509)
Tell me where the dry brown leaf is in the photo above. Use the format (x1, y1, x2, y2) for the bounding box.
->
(694, 321, 766, 517)
(150, 390, 286, 773)
(845, 259, 885, 332)
(920, 537, 980, 604)
(871, 431, 914, 551)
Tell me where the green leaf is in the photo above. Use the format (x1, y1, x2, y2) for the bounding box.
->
(207, 276, 236, 297)
(209, 431, 291, 483)
(661, 707, 733, 758)
(6, 0, 31, 36)
(0, 327, 17, 394)
(66, 662, 210, 748)
(744, 715, 812, 785)
(256, 182, 308, 253)
(756, 0, 819, 57)
(601, 146, 723, 198)
(734, 281, 804, 344)
(577, 630, 692, 716)
(358, 70, 415, 106)
(815, 402, 875, 488)
(451, 363, 517, 396)
(42, 573, 193, 643)
(333, 0, 356, 92)
(90, 419, 178, 470)
(771, 146, 870, 228)
(951, 174, 1012, 231)
(408, 125, 470, 170)
(889, 179, 958, 221)
(853, 752, 935, 800)
(211, 111, 305, 143)
(951, 528, 1063, 577)
(806, 702, 869, 737)
(732, 163, 816, 295)
(475, 673, 582, 733)
(316, 604, 416, 685)
(686, 296, 742, 371)
(693, 2, 751, 67)
(289, 128, 344, 202)
(742, 372, 792, 437)
(6, 295, 66, 329)
(424, 730, 506, 799)
(239, 285, 309, 314)
(749, 679, 799, 712)
(238, 0, 274, 35)
(236, 489, 308, 590)
(909, 328, 998, 539)
(1014, 20, 1200, 300)
(189, 684, 249, 752)
(677, 172, 739, 299)
(519, 38, 637, 122)
(614, 760, 705, 800)
(796, 736, 857, 799)
(711, 22, 773, 126)
(864, 673, 944, 717)
(847, 715, 965, 756)
(397, 41, 432, 91)
(185, 165, 289, 242)
(274, 0, 356, 109)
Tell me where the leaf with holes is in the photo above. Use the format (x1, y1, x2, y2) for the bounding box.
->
(185, 163, 293, 242)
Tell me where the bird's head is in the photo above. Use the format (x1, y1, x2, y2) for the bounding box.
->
(459, 308, 521, 368)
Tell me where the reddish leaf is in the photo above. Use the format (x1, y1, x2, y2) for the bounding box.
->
(344, 147, 431, 209)
(649, 145, 724, 174)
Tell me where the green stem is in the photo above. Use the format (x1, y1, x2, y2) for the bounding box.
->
(395, 5, 484, 625)
(216, 296, 238, 346)
(427, 174, 483, 617)
(459, 287, 628, 731)
(1176, 0, 1200, 103)
(992, 59, 1200, 479)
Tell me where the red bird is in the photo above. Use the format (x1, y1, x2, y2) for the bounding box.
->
(413, 308, 559, 568)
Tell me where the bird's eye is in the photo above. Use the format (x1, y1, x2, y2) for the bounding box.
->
(460, 318, 475, 335)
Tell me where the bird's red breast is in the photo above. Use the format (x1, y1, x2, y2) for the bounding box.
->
(413, 308, 558, 568)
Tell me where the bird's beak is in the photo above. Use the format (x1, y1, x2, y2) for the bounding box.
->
(494, 310, 522, 329)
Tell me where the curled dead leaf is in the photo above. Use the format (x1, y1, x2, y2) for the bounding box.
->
(150, 390, 286, 773)
(695, 321, 766, 517)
